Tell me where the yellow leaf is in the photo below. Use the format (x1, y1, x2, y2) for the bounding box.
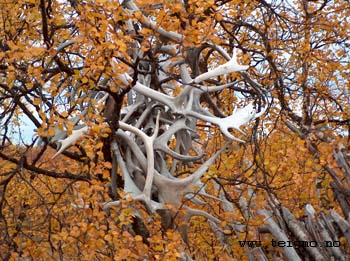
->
(33, 98, 41, 106)
(134, 235, 143, 242)
(103, 127, 112, 133)
(103, 162, 112, 169)
(61, 111, 68, 117)
(48, 128, 55, 136)
(82, 77, 89, 84)
(92, 125, 100, 133)
(215, 13, 223, 22)
(104, 234, 113, 243)
(102, 169, 110, 179)
(223, 229, 232, 235)
(221, 221, 227, 227)
(134, 11, 142, 19)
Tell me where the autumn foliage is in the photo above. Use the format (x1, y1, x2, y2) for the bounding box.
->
(1, 0, 350, 260)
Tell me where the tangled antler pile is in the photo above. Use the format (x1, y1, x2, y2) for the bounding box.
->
(50, 0, 267, 245)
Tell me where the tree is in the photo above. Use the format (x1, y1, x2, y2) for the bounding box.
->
(1, 0, 350, 259)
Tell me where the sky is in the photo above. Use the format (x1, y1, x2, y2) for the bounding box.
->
(9, 114, 36, 145)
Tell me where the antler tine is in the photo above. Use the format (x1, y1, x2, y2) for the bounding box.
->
(51, 126, 89, 159)
(119, 111, 160, 200)
(185, 102, 263, 143)
(121, 100, 145, 123)
(111, 141, 142, 197)
(194, 48, 249, 84)
(152, 144, 228, 207)
(154, 118, 203, 161)
(190, 88, 217, 117)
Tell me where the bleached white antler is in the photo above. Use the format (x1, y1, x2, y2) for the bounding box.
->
(186, 102, 266, 143)
(118, 73, 191, 113)
(118, 111, 160, 211)
(52, 126, 88, 159)
(112, 141, 142, 197)
(154, 118, 203, 161)
(153, 144, 228, 206)
(194, 48, 249, 84)
(103, 140, 165, 212)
